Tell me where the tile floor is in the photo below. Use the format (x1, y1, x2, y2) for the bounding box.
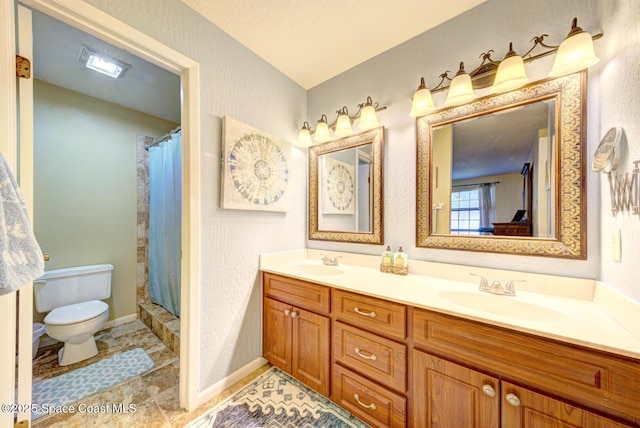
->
(30, 320, 270, 427)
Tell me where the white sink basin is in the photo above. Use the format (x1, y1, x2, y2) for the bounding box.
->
(438, 290, 567, 322)
(291, 264, 343, 276)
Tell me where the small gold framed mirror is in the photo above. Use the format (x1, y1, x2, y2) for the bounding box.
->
(416, 72, 586, 258)
(309, 127, 384, 244)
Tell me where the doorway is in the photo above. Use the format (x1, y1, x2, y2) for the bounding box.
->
(14, 0, 202, 416)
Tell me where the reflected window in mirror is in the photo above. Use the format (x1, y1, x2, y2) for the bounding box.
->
(417, 72, 586, 259)
(309, 127, 384, 244)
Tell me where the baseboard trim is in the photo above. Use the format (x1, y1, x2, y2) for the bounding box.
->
(104, 313, 138, 329)
(198, 357, 268, 406)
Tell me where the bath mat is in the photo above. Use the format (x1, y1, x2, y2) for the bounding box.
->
(32, 347, 154, 419)
(187, 366, 369, 428)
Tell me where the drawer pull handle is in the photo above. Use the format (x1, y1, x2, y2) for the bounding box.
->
(291, 311, 298, 319)
(354, 307, 377, 318)
(284, 309, 291, 316)
(354, 347, 377, 361)
(353, 394, 377, 411)
(481, 384, 496, 398)
(505, 393, 521, 407)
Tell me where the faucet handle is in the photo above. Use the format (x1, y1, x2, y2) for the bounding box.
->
(504, 280, 526, 296)
(470, 273, 490, 291)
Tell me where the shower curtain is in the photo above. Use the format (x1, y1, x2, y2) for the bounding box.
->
(148, 131, 182, 317)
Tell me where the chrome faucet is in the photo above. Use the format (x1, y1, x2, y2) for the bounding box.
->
(320, 254, 342, 266)
(471, 273, 526, 296)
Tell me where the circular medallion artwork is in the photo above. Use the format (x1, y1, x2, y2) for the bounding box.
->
(326, 163, 354, 211)
(228, 133, 289, 206)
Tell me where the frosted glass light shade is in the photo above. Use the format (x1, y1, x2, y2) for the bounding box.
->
(548, 30, 599, 77)
(410, 85, 435, 117)
(491, 54, 530, 94)
(334, 113, 353, 137)
(444, 72, 475, 106)
(358, 104, 379, 130)
(314, 121, 331, 142)
(297, 127, 313, 147)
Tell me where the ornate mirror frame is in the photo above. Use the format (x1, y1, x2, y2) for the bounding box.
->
(416, 72, 586, 259)
(309, 126, 384, 244)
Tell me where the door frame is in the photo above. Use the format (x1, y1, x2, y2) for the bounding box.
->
(5, 0, 202, 416)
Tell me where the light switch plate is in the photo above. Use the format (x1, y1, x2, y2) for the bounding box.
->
(611, 228, 621, 262)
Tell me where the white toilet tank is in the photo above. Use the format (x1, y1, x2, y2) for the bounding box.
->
(34, 264, 114, 313)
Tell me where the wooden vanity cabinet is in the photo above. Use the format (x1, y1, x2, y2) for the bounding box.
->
(263, 273, 330, 396)
(331, 289, 408, 427)
(412, 307, 639, 427)
(413, 350, 500, 427)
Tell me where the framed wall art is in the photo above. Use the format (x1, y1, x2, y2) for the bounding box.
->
(221, 116, 291, 212)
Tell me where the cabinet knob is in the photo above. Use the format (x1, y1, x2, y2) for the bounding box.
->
(291, 311, 298, 318)
(505, 393, 521, 407)
(284, 309, 291, 316)
(354, 307, 377, 318)
(353, 394, 377, 411)
(354, 347, 377, 361)
(481, 384, 496, 398)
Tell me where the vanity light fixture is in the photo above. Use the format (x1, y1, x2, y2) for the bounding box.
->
(334, 107, 354, 137)
(409, 77, 436, 117)
(409, 17, 602, 115)
(78, 45, 130, 78)
(297, 96, 387, 146)
(490, 42, 530, 94)
(314, 114, 332, 143)
(297, 122, 313, 147)
(548, 18, 600, 77)
(444, 62, 476, 106)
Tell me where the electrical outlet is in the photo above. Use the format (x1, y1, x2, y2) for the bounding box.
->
(611, 229, 621, 262)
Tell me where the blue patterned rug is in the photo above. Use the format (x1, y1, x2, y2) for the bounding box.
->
(32, 347, 154, 419)
(188, 367, 369, 428)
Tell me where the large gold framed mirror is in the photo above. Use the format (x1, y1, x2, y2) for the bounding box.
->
(309, 127, 384, 244)
(416, 72, 586, 258)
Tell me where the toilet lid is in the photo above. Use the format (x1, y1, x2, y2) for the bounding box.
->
(44, 300, 108, 326)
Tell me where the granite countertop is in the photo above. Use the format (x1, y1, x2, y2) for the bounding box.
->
(260, 249, 640, 360)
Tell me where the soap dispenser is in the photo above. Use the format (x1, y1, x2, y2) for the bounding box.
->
(393, 247, 408, 275)
(380, 245, 394, 273)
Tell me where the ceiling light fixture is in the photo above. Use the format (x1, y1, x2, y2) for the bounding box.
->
(297, 97, 386, 146)
(409, 17, 602, 116)
(78, 45, 130, 78)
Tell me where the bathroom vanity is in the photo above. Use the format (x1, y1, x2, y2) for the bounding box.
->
(261, 250, 640, 427)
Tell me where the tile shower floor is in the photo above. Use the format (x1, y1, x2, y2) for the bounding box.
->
(30, 320, 270, 427)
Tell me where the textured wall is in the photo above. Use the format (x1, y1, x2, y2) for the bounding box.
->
(596, 0, 640, 301)
(33, 80, 178, 321)
(80, 0, 308, 390)
(307, 0, 606, 283)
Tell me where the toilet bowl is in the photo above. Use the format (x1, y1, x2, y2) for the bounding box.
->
(44, 300, 109, 366)
(34, 264, 113, 366)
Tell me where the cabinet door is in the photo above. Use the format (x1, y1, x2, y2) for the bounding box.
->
(413, 350, 500, 428)
(501, 382, 631, 428)
(292, 307, 330, 396)
(263, 297, 292, 372)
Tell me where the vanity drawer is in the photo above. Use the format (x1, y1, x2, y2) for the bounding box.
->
(412, 308, 640, 423)
(263, 273, 330, 314)
(332, 364, 406, 428)
(333, 289, 406, 340)
(333, 321, 407, 392)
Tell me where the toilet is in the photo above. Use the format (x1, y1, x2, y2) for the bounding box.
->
(34, 264, 113, 366)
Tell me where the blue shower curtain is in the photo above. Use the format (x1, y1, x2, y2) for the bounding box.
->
(148, 131, 182, 317)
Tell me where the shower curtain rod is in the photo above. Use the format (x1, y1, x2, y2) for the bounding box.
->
(146, 126, 181, 150)
(452, 180, 500, 188)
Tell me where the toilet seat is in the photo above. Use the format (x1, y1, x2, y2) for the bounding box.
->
(44, 300, 108, 326)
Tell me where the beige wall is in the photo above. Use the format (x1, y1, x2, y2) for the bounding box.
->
(33, 80, 178, 322)
(432, 125, 453, 234)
